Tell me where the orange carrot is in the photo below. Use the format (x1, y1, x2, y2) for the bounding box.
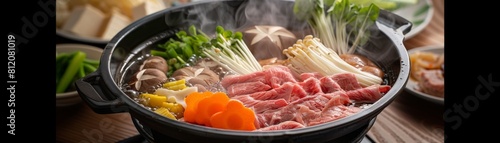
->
(210, 99, 256, 131)
(183, 91, 211, 123)
(196, 92, 230, 126)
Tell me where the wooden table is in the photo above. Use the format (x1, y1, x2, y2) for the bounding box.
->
(56, 0, 445, 142)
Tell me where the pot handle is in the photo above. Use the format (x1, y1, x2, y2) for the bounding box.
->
(377, 10, 413, 41)
(75, 71, 128, 114)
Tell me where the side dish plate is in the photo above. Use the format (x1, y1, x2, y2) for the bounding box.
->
(405, 45, 444, 105)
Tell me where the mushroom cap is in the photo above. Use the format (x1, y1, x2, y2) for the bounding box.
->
(172, 66, 220, 87)
(129, 68, 168, 93)
(140, 56, 169, 74)
(241, 25, 297, 60)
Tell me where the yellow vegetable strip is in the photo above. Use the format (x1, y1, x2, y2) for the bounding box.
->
(154, 86, 198, 108)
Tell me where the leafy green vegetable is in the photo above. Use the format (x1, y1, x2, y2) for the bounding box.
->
(293, 0, 380, 55)
(154, 25, 211, 76)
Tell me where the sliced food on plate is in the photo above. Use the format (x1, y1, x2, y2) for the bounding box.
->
(407, 45, 444, 104)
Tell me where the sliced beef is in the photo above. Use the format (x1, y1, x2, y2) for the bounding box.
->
(319, 76, 343, 93)
(248, 82, 294, 101)
(222, 66, 390, 130)
(294, 93, 352, 126)
(298, 77, 323, 95)
(221, 72, 267, 90)
(323, 92, 351, 109)
(256, 92, 351, 128)
(255, 105, 297, 128)
(299, 72, 323, 81)
(264, 66, 299, 88)
(220, 65, 297, 89)
(329, 73, 362, 91)
(289, 94, 329, 112)
(232, 95, 288, 111)
(226, 81, 272, 97)
(231, 83, 294, 114)
(307, 105, 361, 126)
(252, 99, 289, 114)
(257, 121, 305, 131)
(289, 83, 308, 102)
(232, 82, 294, 102)
(346, 84, 391, 103)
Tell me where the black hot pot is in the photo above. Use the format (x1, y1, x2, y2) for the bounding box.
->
(75, 0, 412, 142)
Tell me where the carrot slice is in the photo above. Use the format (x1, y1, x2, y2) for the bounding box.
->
(210, 99, 256, 131)
(196, 92, 230, 126)
(183, 91, 211, 123)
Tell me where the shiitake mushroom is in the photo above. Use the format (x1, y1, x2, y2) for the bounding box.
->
(128, 68, 168, 93)
(140, 56, 168, 74)
(241, 25, 298, 60)
(172, 66, 219, 92)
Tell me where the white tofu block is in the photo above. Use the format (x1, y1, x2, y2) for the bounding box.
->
(100, 12, 132, 40)
(132, 0, 166, 21)
(61, 4, 105, 38)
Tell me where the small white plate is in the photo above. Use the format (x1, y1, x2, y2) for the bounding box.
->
(405, 45, 444, 105)
(391, 0, 434, 40)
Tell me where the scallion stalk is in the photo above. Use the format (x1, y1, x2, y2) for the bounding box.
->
(56, 51, 86, 93)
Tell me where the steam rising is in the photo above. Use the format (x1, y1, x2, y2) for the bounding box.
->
(161, 0, 404, 66)
(237, 0, 290, 27)
(164, 0, 310, 36)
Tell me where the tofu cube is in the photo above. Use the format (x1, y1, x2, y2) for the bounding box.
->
(132, 0, 166, 21)
(100, 11, 132, 40)
(61, 4, 105, 38)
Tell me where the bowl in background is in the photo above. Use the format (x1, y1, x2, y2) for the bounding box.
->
(56, 44, 103, 107)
